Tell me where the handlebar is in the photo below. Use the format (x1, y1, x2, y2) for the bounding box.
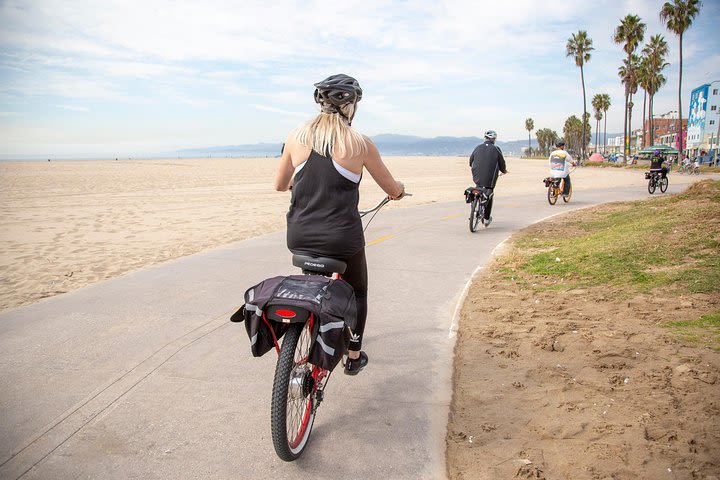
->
(359, 193, 412, 217)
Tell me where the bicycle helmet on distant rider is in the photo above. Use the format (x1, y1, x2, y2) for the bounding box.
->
(484, 130, 497, 141)
(556, 140, 566, 147)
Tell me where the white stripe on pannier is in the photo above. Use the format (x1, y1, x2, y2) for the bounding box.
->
(319, 321, 345, 333)
(250, 333, 257, 346)
(315, 335, 335, 355)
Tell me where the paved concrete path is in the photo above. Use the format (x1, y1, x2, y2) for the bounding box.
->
(0, 174, 704, 480)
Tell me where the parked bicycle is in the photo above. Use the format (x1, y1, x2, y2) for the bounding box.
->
(645, 170, 668, 194)
(232, 195, 409, 462)
(678, 162, 700, 175)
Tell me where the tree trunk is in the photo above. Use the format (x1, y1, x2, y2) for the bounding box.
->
(642, 90, 647, 148)
(623, 87, 629, 159)
(528, 131, 531, 156)
(581, 64, 587, 161)
(649, 94, 654, 146)
(678, 33, 684, 156)
(604, 110, 608, 155)
(629, 94, 634, 159)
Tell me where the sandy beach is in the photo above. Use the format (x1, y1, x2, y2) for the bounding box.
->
(0, 156, 704, 312)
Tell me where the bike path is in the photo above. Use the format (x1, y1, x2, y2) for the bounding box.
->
(0, 180, 698, 480)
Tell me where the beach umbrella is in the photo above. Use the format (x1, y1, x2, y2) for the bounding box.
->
(588, 152, 604, 162)
(638, 144, 680, 155)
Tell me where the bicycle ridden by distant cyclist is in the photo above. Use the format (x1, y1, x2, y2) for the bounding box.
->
(544, 140, 576, 204)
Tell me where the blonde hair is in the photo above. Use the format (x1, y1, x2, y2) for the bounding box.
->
(292, 104, 367, 159)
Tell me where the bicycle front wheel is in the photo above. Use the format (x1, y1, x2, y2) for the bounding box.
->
(648, 178, 656, 194)
(271, 322, 318, 461)
(562, 185, 572, 203)
(469, 197, 481, 232)
(660, 177, 668, 193)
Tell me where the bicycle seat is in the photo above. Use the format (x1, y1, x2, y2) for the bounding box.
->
(292, 254, 347, 275)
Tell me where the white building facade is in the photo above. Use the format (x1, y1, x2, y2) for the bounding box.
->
(687, 80, 720, 158)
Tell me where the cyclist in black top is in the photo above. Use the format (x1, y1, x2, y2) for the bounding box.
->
(469, 130, 507, 226)
(649, 149, 668, 178)
(274, 74, 405, 375)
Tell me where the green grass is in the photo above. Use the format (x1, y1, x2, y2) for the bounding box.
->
(504, 180, 720, 295)
(663, 313, 720, 351)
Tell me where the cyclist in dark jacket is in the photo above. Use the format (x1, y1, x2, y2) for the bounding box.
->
(469, 130, 507, 226)
(649, 149, 668, 178)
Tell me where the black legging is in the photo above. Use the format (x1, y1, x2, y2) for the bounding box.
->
(562, 175, 572, 195)
(340, 248, 368, 351)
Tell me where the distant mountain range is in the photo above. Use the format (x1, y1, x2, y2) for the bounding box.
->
(175, 132, 625, 158)
(177, 134, 537, 158)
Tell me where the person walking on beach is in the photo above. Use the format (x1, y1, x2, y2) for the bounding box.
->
(274, 74, 405, 375)
(548, 140, 576, 195)
(469, 130, 507, 227)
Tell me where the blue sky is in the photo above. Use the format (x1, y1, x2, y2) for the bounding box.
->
(1, 0, 718, 158)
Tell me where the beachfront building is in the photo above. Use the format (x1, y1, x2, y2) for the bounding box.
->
(606, 136, 623, 154)
(687, 80, 720, 161)
(642, 111, 687, 148)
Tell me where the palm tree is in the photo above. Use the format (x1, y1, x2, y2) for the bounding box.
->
(592, 94, 604, 152)
(642, 34, 670, 146)
(619, 55, 641, 156)
(613, 14, 646, 158)
(660, 0, 702, 155)
(566, 30, 594, 161)
(600, 94, 611, 154)
(525, 118, 534, 157)
(564, 115, 583, 155)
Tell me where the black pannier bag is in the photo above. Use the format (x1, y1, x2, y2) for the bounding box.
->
(231, 274, 357, 371)
(464, 187, 477, 203)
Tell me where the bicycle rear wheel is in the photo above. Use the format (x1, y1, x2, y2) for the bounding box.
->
(648, 178, 656, 194)
(271, 322, 323, 461)
(469, 197, 481, 232)
(547, 185, 558, 205)
(659, 177, 668, 193)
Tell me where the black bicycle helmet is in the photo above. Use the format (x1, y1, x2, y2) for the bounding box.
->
(556, 140, 566, 147)
(313, 74, 363, 107)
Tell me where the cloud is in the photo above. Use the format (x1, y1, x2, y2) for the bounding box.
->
(0, 0, 717, 154)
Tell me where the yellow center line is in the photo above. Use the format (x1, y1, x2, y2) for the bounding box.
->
(442, 213, 463, 220)
(367, 234, 396, 246)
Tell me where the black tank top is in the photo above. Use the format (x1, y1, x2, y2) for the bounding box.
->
(286, 150, 364, 258)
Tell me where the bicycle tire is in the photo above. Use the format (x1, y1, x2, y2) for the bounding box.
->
(648, 178, 656, 194)
(271, 322, 317, 461)
(660, 177, 668, 193)
(469, 197, 481, 232)
(562, 185, 572, 203)
(547, 185, 558, 205)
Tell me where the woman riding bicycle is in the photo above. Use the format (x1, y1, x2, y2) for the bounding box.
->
(274, 74, 405, 375)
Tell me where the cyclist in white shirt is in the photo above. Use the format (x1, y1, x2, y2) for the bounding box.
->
(548, 141, 576, 195)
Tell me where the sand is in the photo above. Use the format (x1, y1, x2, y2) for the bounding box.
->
(0, 156, 704, 312)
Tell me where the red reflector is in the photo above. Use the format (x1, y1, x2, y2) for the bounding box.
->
(275, 309, 297, 318)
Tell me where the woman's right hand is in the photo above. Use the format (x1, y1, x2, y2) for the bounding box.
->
(389, 181, 405, 200)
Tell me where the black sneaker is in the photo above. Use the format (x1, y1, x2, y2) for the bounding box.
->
(344, 351, 368, 376)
